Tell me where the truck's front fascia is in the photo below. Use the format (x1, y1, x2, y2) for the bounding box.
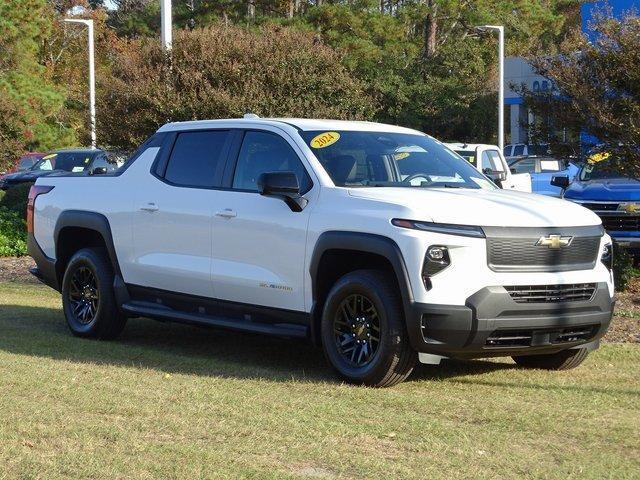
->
(393, 223, 615, 359)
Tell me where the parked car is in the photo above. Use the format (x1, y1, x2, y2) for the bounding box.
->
(552, 160, 640, 254)
(27, 117, 614, 387)
(0, 148, 124, 190)
(446, 143, 531, 192)
(504, 143, 550, 159)
(508, 156, 579, 197)
(10, 152, 47, 173)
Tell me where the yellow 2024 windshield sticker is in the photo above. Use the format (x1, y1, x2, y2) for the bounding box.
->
(310, 132, 340, 149)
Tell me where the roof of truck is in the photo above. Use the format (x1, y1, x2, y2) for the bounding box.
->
(158, 117, 422, 135)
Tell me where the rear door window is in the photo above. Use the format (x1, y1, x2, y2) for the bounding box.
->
(164, 130, 229, 187)
(513, 144, 525, 156)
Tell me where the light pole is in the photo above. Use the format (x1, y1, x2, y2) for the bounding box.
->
(64, 19, 96, 149)
(161, 0, 172, 50)
(477, 25, 505, 153)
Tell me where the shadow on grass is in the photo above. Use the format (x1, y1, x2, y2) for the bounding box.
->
(6, 303, 626, 390)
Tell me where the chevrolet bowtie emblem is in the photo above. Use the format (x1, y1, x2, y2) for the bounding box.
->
(536, 234, 573, 249)
(620, 203, 640, 214)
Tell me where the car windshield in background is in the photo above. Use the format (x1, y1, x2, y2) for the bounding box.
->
(301, 131, 495, 189)
(454, 150, 477, 167)
(32, 152, 93, 172)
(579, 160, 639, 181)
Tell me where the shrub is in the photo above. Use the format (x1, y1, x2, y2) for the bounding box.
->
(0, 206, 27, 257)
(98, 24, 377, 150)
(0, 182, 31, 214)
(0, 183, 30, 257)
(613, 244, 636, 292)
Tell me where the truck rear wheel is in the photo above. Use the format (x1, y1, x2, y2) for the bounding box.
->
(512, 348, 589, 370)
(61, 247, 127, 340)
(320, 269, 416, 387)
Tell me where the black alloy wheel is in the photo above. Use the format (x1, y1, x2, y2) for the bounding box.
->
(321, 269, 417, 387)
(62, 247, 127, 339)
(333, 294, 381, 367)
(67, 266, 100, 325)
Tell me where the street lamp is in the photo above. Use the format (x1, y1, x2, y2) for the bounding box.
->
(161, 0, 172, 50)
(477, 25, 505, 153)
(64, 19, 96, 149)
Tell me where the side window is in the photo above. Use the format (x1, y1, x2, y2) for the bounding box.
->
(539, 159, 562, 173)
(512, 158, 536, 174)
(480, 151, 493, 171)
(232, 131, 312, 193)
(486, 150, 505, 172)
(513, 144, 525, 156)
(164, 130, 229, 187)
(92, 153, 127, 173)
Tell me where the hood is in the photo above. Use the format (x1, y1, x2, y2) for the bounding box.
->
(348, 187, 602, 227)
(3, 170, 58, 182)
(564, 178, 640, 202)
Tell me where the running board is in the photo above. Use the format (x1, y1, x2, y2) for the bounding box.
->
(121, 301, 308, 339)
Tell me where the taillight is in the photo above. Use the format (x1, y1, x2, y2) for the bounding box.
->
(26, 185, 54, 234)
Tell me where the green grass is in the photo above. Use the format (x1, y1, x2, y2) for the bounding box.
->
(0, 281, 638, 479)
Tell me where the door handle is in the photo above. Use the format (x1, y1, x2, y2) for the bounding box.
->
(215, 209, 237, 219)
(140, 202, 159, 212)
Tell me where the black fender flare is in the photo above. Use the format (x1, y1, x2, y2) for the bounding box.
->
(308, 231, 415, 344)
(54, 210, 121, 276)
(54, 210, 130, 307)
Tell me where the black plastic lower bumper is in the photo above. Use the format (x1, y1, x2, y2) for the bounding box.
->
(27, 233, 60, 291)
(406, 282, 614, 359)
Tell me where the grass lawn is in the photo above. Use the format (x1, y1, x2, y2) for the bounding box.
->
(0, 281, 638, 479)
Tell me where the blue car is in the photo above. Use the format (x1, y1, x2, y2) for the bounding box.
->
(553, 162, 640, 253)
(508, 156, 579, 196)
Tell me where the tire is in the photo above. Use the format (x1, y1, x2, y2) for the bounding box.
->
(320, 269, 417, 387)
(61, 247, 127, 340)
(512, 348, 589, 370)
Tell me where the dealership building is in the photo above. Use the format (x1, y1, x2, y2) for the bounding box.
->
(504, 0, 637, 148)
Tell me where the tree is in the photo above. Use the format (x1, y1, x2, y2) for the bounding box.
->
(97, 24, 376, 149)
(303, 0, 581, 141)
(0, 0, 75, 171)
(520, 12, 640, 176)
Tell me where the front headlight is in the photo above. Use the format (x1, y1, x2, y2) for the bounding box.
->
(392, 219, 486, 238)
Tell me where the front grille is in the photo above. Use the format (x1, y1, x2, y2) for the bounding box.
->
(485, 330, 532, 347)
(484, 226, 602, 272)
(580, 202, 619, 211)
(601, 215, 640, 231)
(485, 325, 597, 348)
(505, 283, 596, 303)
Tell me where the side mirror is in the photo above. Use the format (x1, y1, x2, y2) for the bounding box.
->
(510, 167, 517, 174)
(483, 168, 506, 187)
(90, 166, 108, 175)
(258, 171, 307, 212)
(551, 175, 570, 190)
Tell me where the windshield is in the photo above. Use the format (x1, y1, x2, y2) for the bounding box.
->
(301, 131, 495, 189)
(32, 152, 94, 172)
(580, 161, 629, 182)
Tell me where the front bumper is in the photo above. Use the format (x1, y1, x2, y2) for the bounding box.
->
(405, 282, 614, 358)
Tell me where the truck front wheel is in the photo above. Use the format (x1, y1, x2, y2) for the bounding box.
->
(512, 348, 589, 370)
(61, 247, 127, 340)
(320, 270, 417, 387)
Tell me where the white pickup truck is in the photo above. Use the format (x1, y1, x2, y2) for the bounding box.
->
(27, 117, 614, 387)
(447, 142, 532, 192)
